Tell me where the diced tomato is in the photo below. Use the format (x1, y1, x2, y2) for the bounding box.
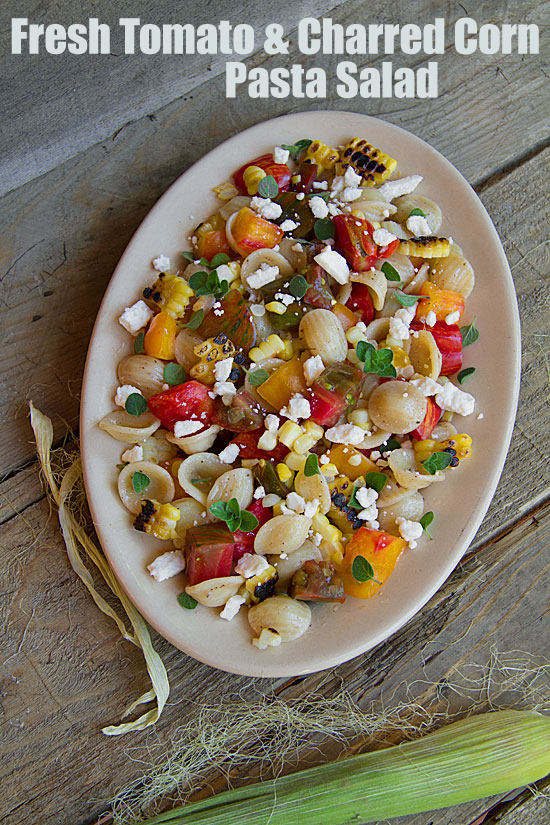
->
(412, 321, 463, 376)
(212, 390, 267, 433)
(232, 499, 273, 561)
(233, 154, 291, 193)
(307, 384, 346, 427)
(303, 262, 334, 309)
(228, 430, 289, 462)
(231, 207, 283, 252)
(274, 192, 315, 238)
(333, 215, 378, 272)
(332, 301, 360, 331)
(376, 238, 400, 259)
(289, 560, 346, 603)
(199, 289, 258, 353)
(411, 397, 443, 440)
(346, 282, 375, 324)
(340, 527, 406, 599)
(308, 363, 361, 427)
(147, 380, 214, 432)
(184, 524, 234, 585)
(196, 229, 230, 261)
(295, 161, 318, 193)
(415, 281, 465, 323)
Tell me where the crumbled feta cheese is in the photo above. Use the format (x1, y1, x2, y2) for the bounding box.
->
(214, 357, 233, 383)
(425, 310, 437, 327)
(312, 180, 328, 190)
(396, 517, 423, 548)
(250, 303, 266, 316)
(477, 413, 484, 420)
(147, 551, 185, 582)
(162, 383, 170, 391)
(435, 382, 475, 416)
(220, 594, 246, 621)
(358, 504, 379, 521)
(114, 384, 141, 407)
(329, 175, 344, 196)
(218, 443, 240, 464)
(152, 254, 171, 272)
(303, 354, 325, 385)
(296, 192, 305, 200)
(274, 292, 295, 306)
(325, 424, 366, 445)
(410, 376, 441, 396)
(265, 414, 280, 432)
(250, 196, 282, 220)
(370, 450, 382, 461)
(319, 454, 330, 465)
(280, 393, 311, 422)
(236, 553, 270, 578)
(377, 175, 423, 201)
(273, 146, 290, 164)
(257, 431, 277, 451)
(348, 453, 361, 466)
(406, 215, 432, 236)
(356, 486, 379, 508)
(309, 196, 329, 219)
(314, 246, 350, 285)
(327, 202, 343, 216)
(174, 419, 203, 437)
(121, 445, 143, 463)
(280, 219, 298, 232)
(373, 227, 398, 247)
(341, 187, 363, 202)
(445, 310, 461, 325)
(303, 498, 320, 519)
(213, 381, 237, 399)
(389, 305, 416, 340)
(247, 262, 280, 290)
(285, 492, 306, 513)
(292, 242, 304, 252)
(254, 486, 266, 500)
(118, 300, 154, 334)
(213, 309, 224, 316)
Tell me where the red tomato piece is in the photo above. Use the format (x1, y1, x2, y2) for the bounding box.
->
(295, 161, 318, 193)
(412, 321, 463, 376)
(233, 499, 273, 561)
(376, 238, 400, 259)
(147, 380, 214, 432)
(346, 282, 375, 325)
(307, 384, 347, 427)
(228, 430, 289, 462)
(411, 397, 443, 440)
(333, 215, 378, 271)
(184, 524, 234, 585)
(233, 154, 291, 193)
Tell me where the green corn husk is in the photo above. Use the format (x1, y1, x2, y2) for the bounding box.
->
(136, 710, 550, 825)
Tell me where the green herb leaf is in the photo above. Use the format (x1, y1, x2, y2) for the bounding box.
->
(189, 270, 229, 299)
(457, 367, 476, 384)
(352, 555, 380, 584)
(460, 318, 480, 347)
(116, 462, 129, 470)
(281, 139, 312, 160)
(356, 342, 397, 378)
(289, 274, 308, 299)
(348, 486, 361, 510)
(132, 471, 150, 494)
(209, 501, 230, 521)
(304, 453, 320, 477)
(210, 253, 230, 269)
(247, 368, 269, 387)
(420, 511, 434, 539)
(409, 208, 426, 217)
(133, 331, 145, 354)
(394, 291, 423, 307)
(199, 257, 210, 266)
(239, 510, 260, 532)
(208, 498, 257, 533)
(314, 218, 335, 241)
(311, 191, 330, 201)
(422, 451, 453, 475)
(188, 270, 209, 291)
(163, 363, 186, 386)
(178, 592, 198, 610)
(290, 238, 314, 246)
(364, 472, 388, 493)
(381, 438, 401, 453)
(181, 251, 195, 262)
(190, 478, 210, 486)
(125, 393, 148, 417)
(381, 261, 401, 282)
(183, 309, 204, 330)
(257, 175, 279, 199)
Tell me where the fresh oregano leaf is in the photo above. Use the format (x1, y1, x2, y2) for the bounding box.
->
(132, 471, 150, 494)
(314, 218, 335, 240)
(457, 367, 476, 384)
(394, 291, 423, 307)
(190, 478, 210, 486)
(381, 261, 401, 282)
(289, 274, 308, 299)
(209, 501, 229, 521)
(181, 251, 195, 262)
(304, 453, 320, 477)
(356, 341, 397, 378)
(178, 592, 198, 609)
(348, 486, 362, 510)
(247, 368, 269, 387)
(281, 139, 312, 160)
(163, 363, 186, 386)
(460, 319, 480, 347)
(364, 472, 387, 493)
(210, 253, 230, 269)
(239, 510, 260, 532)
(381, 438, 401, 453)
(422, 452, 453, 475)
(420, 511, 434, 539)
(409, 208, 426, 217)
(352, 555, 380, 584)
(257, 175, 279, 199)
(125, 393, 148, 417)
(133, 331, 145, 354)
(183, 309, 204, 330)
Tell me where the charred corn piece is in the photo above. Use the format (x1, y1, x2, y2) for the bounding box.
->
(277, 421, 304, 449)
(249, 333, 288, 363)
(190, 333, 236, 384)
(441, 434, 472, 462)
(195, 213, 225, 237)
(303, 140, 339, 170)
(133, 500, 180, 540)
(252, 628, 282, 649)
(337, 138, 397, 186)
(414, 434, 472, 467)
(328, 474, 353, 496)
(276, 462, 293, 483)
(412, 438, 438, 463)
(399, 237, 451, 258)
(213, 180, 239, 200)
(143, 274, 194, 318)
(243, 165, 266, 195)
(245, 565, 279, 603)
(312, 512, 342, 545)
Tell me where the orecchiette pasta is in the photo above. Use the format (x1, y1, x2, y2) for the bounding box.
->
(299, 309, 347, 364)
(206, 468, 254, 511)
(429, 253, 475, 298)
(254, 515, 312, 556)
(99, 410, 160, 442)
(177, 453, 228, 504)
(118, 461, 175, 514)
(117, 354, 166, 398)
(185, 576, 244, 607)
(248, 596, 311, 642)
(408, 330, 442, 379)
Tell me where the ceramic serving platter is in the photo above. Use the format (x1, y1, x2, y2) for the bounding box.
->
(80, 111, 520, 677)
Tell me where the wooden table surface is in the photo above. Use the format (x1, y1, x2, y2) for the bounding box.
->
(1, 1, 549, 823)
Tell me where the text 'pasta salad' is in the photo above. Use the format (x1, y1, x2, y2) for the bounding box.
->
(100, 136, 480, 651)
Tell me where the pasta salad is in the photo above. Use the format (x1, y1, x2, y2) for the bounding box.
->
(100, 136, 479, 651)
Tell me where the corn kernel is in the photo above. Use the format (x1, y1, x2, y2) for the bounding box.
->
(280, 338, 294, 360)
(293, 433, 316, 454)
(278, 421, 303, 449)
(303, 140, 339, 170)
(328, 475, 352, 495)
(276, 463, 292, 483)
(243, 165, 266, 195)
(133, 500, 180, 540)
(349, 409, 371, 429)
(213, 180, 239, 200)
(285, 452, 306, 471)
(303, 421, 324, 440)
(248, 347, 264, 363)
(257, 431, 277, 451)
(350, 209, 366, 219)
(265, 301, 287, 315)
(320, 462, 339, 477)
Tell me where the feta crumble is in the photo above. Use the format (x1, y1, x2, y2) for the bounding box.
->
(312, 180, 328, 189)
(152, 254, 171, 272)
(377, 175, 423, 201)
(309, 196, 329, 219)
(303, 354, 325, 385)
(396, 517, 423, 549)
(389, 305, 416, 340)
(247, 262, 280, 290)
(236, 553, 270, 578)
(114, 384, 141, 407)
(445, 310, 461, 325)
(254, 485, 266, 500)
(435, 382, 475, 416)
(118, 300, 154, 335)
(218, 443, 240, 464)
(280, 219, 298, 233)
(220, 594, 246, 621)
(147, 551, 185, 582)
(373, 227, 398, 247)
(425, 309, 437, 327)
(273, 146, 290, 164)
(250, 197, 282, 221)
(214, 357, 234, 383)
(406, 215, 432, 236)
(410, 375, 441, 396)
(285, 492, 306, 514)
(274, 292, 295, 306)
(121, 445, 143, 463)
(325, 424, 366, 445)
(280, 393, 311, 421)
(174, 419, 203, 437)
(314, 246, 350, 285)
(265, 414, 280, 432)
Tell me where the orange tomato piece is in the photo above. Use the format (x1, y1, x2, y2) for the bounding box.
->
(340, 527, 406, 599)
(143, 311, 176, 360)
(197, 229, 230, 261)
(332, 301, 359, 331)
(257, 357, 307, 408)
(327, 444, 378, 481)
(231, 207, 283, 252)
(415, 280, 465, 322)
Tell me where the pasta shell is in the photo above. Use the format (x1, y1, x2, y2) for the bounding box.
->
(241, 249, 294, 284)
(141, 429, 180, 463)
(269, 541, 322, 592)
(368, 381, 427, 434)
(185, 576, 244, 607)
(278, 237, 307, 271)
(356, 428, 392, 449)
(393, 194, 442, 233)
(225, 212, 249, 257)
(294, 468, 331, 514)
(403, 262, 430, 295)
(380, 219, 408, 239)
(177, 453, 228, 504)
(219, 195, 251, 221)
(430, 253, 475, 298)
(408, 330, 442, 379)
(388, 448, 445, 490)
(377, 490, 424, 533)
(431, 421, 458, 441)
(171, 496, 212, 549)
(336, 281, 352, 305)
(383, 251, 415, 286)
(167, 425, 221, 455)
(248, 595, 311, 642)
(99, 410, 160, 442)
(254, 514, 312, 556)
(118, 460, 175, 514)
(377, 291, 402, 318)
(299, 309, 347, 364)
(174, 328, 202, 370)
(351, 189, 395, 223)
(364, 317, 390, 343)
(376, 474, 414, 507)
(117, 355, 166, 398)
(350, 269, 387, 310)
(206, 468, 254, 511)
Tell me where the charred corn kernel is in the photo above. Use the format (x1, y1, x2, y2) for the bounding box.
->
(312, 512, 342, 545)
(291, 174, 301, 185)
(280, 338, 294, 360)
(399, 237, 451, 258)
(143, 274, 194, 318)
(285, 451, 306, 471)
(328, 475, 353, 496)
(249, 333, 287, 363)
(293, 433, 316, 454)
(387, 345, 411, 369)
(195, 213, 225, 237)
(346, 324, 370, 346)
(320, 462, 339, 478)
(276, 463, 292, 483)
(246, 564, 279, 603)
(243, 165, 266, 195)
(442, 434, 472, 461)
(252, 628, 282, 649)
(414, 434, 472, 465)
(277, 421, 303, 449)
(143, 311, 177, 360)
(265, 301, 287, 315)
(257, 431, 277, 451)
(337, 138, 397, 186)
(304, 140, 339, 170)
(190, 334, 236, 384)
(133, 500, 180, 540)
(304, 421, 324, 440)
(413, 438, 438, 463)
(349, 409, 372, 429)
(213, 180, 239, 200)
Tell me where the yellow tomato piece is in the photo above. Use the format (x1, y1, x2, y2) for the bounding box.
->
(257, 357, 307, 408)
(415, 280, 465, 322)
(143, 311, 176, 360)
(327, 444, 378, 481)
(340, 527, 406, 599)
(332, 301, 359, 331)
